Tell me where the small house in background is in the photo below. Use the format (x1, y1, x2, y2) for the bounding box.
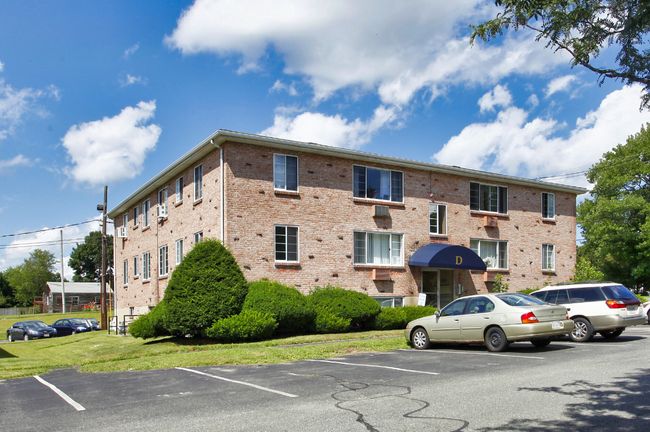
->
(43, 282, 111, 313)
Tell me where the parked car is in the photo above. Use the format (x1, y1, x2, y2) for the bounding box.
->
(7, 321, 57, 342)
(85, 318, 101, 331)
(642, 301, 650, 325)
(404, 293, 573, 352)
(51, 318, 92, 336)
(530, 282, 646, 342)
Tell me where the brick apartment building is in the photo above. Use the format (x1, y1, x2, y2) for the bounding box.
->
(107, 130, 587, 321)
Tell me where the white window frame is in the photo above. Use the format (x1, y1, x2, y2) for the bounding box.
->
(176, 176, 183, 203)
(273, 154, 299, 192)
(123, 259, 128, 286)
(194, 231, 203, 244)
(353, 231, 404, 266)
(142, 252, 151, 281)
(71, 296, 80, 306)
(123, 214, 128, 234)
(470, 182, 508, 214)
(159, 245, 168, 277)
(133, 206, 139, 227)
(353, 165, 404, 203)
(542, 192, 555, 220)
(133, 256, 139, 278)
(470, 239, 508, 270)
(274, 225, 299, 263)
(542, 244, 555, 271)
(429, 203, 447, 235)
(142, 199, 150, 227)
(194, 164, 203, 201)
(158, 188, 168, 207)
(176, 239, 183, 265)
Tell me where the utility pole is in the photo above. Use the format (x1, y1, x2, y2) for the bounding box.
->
(60, 230, 65, 314)
(98, 186, 108, 330)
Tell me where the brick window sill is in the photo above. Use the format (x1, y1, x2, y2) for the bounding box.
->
(274, 190, 300, 197)
(352, 198, 405, 208)
(275, 262, 300, 267)
(353, 265, 405, 270)
(470, 211, 509, 220)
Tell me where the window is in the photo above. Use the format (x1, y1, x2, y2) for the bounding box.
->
(159, 245, 168, 276)
(467, 297, 495, 314)
(194, 231, 203, 244)
(542, 244, 555, 271)
(353, 166, 403, 202)
(194, 164, 203, 201)
(142, 252, 150, 281)
(133, 206, 139, 227)
(470, 239, 508, 270)
(440, 299, 468, 316)
(123, 260, 128, 285)
(123, 214, 128, 234)
(176, 177, 183, 203)
(470, 182, 508, 214)
(542, 192, 555, 219)
(545, 289, 569, 305)
(374, 297, 404, 308)
(176, 239, 183, 265)
(353, 231, 403, 266)
(133, 256, 139, 277)
(142, 200, 150, 227)
(275, 225, 298, 262)
(274, 154, 298, 191)
(71, 296, 80, 306)
(158, 188, 168, 207)
(429, 203, 447, 235)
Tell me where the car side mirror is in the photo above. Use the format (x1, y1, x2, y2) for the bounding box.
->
(435, 310, 440, 317)
(566, 308, 571, 312)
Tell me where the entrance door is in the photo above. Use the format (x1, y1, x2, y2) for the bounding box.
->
(422, 269, 455, 309)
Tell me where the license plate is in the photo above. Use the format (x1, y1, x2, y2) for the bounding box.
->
(627, 307, 637, 311)
(44, 333, 49, 337)
(551, 321, 564, 330)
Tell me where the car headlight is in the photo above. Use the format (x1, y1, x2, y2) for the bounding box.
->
(76, 326, 86, 331)
(28, 330, 38, 335)
(52, 329, 57, 334)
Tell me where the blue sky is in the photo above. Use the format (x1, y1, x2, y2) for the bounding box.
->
(1, 0, 649, 278)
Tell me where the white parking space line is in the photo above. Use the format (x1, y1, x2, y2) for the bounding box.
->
(399, 349, 545, 360)
(307, 359, 439, 375)
(33, 376, 86, 411)
(176, 367, 298, 398)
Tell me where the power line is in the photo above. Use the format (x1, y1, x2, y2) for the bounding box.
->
(0, 219, 112, 239)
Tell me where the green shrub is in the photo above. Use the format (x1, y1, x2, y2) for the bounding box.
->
(243, 280, 316, 334)
(403, 305, 437, 322)
(517, 288, 539, 295)
(312, 306, 351, 333)
(308, 285, 381, 329)
(163, 239, 248, 337)
(371, 307, 407, 330)
(206, 310, 277, 342)
(129, 302, 170, 339)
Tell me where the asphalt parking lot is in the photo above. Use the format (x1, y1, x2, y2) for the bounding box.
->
(3, 327, 650, 432)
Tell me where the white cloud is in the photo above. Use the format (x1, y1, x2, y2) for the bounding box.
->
(433, 85, 650, 188)
(527, 94, 539, 108)
(478, 85, 512, 113)
(0, 61, 4, 72)
(270, 80, 298, 96)
(123, 44, 139, 59)
(0, 77, 60, 140)
(165, 0, 567, 106)
(0, 154, 31, 173)
(545, 75, 578, 97)
(62, 101, 162, 187)
(120, 74, 147, 87)
(261, 105, 399, 149)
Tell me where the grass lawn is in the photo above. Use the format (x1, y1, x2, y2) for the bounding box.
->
(1, 322, 407, 380)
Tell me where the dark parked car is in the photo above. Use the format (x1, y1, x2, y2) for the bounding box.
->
(85, 318, 101, 331)
(7, 321, 57, 342)
(51, 318, 92, 336)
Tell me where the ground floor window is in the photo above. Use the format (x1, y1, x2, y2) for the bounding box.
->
(159, 245, 168, 276)
(470, 239, 508, 270)
(373, 297, 404, 308)
(71, 296, 79, 305)
(275, 225, 298, 262)
(143, 252, 151, 281)
(542, 244, 555, 271)
(354, 231, 403, 265)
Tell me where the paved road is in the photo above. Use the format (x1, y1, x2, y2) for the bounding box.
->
(2, 327, 650, 431)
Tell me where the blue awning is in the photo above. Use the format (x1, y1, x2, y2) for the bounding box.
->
(408, 243, 487, 270)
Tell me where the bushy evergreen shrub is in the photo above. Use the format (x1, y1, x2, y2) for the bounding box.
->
(243, 280, 316, 333)
(206, 310, 277, 342)
(312, 305, 351, 333)
(129, 302, 170, 339)
(403, 305, 437, 323)
(308, 285, 381, 328)
(371, 307, 407, 330)
(162, 239, 248, 337)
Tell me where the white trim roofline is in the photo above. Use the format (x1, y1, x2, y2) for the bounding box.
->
(108, 129, 589, 218)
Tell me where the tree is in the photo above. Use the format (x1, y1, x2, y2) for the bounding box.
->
(471, 1, 650, 109)
(572, 255, 605, 281)
(68, 231, 114, 282)
(0, 271, 16, 307)
(577, 123, 650, 289)
(4, 249, 59, 306)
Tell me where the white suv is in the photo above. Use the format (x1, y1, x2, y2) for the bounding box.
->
(531, 282, 646, 342)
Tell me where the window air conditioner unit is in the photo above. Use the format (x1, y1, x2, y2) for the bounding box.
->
(116, 227, 128, 238)
(374, 205, 390, 217)
(157, 203, 168, 218)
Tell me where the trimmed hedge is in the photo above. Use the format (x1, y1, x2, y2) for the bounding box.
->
(243, 280, 316, 334)
(129, 302, 170, 339)
(371, 307, 407, 330)
(163, 239, 248, 337)
(403, 305, 438, 323)
(312, 306, 351, 333)
(308, 285, 381, 328)
(206, 310, 277, 342)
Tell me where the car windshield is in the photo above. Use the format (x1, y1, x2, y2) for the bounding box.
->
(601, 285, 635, 300)
(496, 293, 547, 307)
(24, 322, 43, 329)
(88, 319, 98, 324)
(34, 321, 49, 327)
(69, 318, 87, 325)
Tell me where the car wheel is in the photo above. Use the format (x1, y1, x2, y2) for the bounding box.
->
(570, 317, 594, 342)
(600, 328, 624, 339)
(485, 327, 509, 352)
(531, 338, 551, 348)
(7, 334, 13, 342)
(23, 334, 29, 342)
(411, 328, 430, 350)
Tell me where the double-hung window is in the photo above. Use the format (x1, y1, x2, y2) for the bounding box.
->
(542, 192, 555, 219)
(123, 260, 128, 285)
(194, 232, 203, 244)
(122, 214, 128, 235)
(194, 164, 203, 201)
(470, 239, 508, 270)
(274, 154, 298, 192)
(176, 239, 183, 265)
(542, 244, 555, 271)
(142, 200, 150, 227)
(133, 256, 139, 277)
(159, 245, 168, 277)
(275, 225, 298, 262)
(353, 166, 403, 202)
(429, 203, 447, 235)
(470, 182, 508, 214)
(176, 177, 183, 203)
(142, 252, 150, 281)
(133, 206, 139, 227)
(159, 188, 168, 207)
(354, 231, 403, 266)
